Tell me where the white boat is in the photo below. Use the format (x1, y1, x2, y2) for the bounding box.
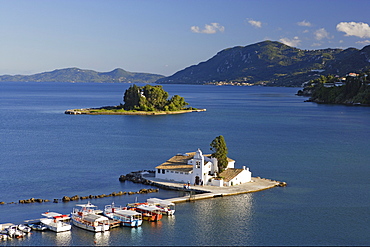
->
(0, 233, 9, 240)
(104, 203, 143, 227)
(146, 198, 176, 216)
(40, 212, 71, 232)
(17, 224, 32, 233)
(40, 219, 71, 233)
(28, 223, 47, 231)
(71, 202, 110, 232)
(4, 225, 25, 238)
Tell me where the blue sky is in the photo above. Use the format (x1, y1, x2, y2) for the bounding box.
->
(1, 0, 370, 76)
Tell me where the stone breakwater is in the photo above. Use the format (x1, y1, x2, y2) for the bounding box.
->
(0, 187, 159, 205)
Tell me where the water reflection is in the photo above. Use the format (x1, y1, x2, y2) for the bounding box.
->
(93, 231, 110, 246)
(54, 231, 72, 246)
(126, 225, 143, 242)
(190, 193, 254, 245)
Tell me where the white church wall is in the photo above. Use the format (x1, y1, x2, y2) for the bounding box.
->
(155, 169, 191, 183)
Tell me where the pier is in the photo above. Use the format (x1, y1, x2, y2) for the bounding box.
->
(141, 174, 286, 203)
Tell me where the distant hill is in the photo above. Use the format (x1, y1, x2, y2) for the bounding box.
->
(0, 68, 164, 83)
(156, 40, 370, 87)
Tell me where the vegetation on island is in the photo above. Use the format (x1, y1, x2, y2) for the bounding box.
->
(65, 84, 201, 115)
(210, 135, 228, 173)
(123, 84, 191, 111)
(297, 71, 370, 105)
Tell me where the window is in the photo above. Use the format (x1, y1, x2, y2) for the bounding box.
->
(162, 169, 165, 174)
(158, 169, 161, 173)
(196, 161, 200, 168)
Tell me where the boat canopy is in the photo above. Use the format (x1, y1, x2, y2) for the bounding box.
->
(75, 203, 97, 208)
(115, 210, 141, 217)
(41, 212, 70, 220)
(147, 198, 175, 207)
(137, 204, 161, 212)
(83, 214, 108, 222)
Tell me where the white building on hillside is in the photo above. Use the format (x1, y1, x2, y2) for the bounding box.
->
(155, 149, 252, 187)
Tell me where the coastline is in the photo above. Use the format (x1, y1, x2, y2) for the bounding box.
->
(65, 108, 206, 115)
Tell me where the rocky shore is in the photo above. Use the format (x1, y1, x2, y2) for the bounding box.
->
(65, 108, 206, 115)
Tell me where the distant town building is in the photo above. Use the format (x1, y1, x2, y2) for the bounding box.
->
(155, 149, 252, 187)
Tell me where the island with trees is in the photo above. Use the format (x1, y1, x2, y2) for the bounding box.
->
(65, 84, 205, 115)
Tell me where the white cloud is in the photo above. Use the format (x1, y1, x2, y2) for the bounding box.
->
(314, 28, 331, 40)
(311, 43, 322, 47)
(190, 23, 225, 34)
(297, 20, 312, 27)
(356, 40, 370, 45)
(279, 36, 301, 47)
(336, 22, 370, 38)
(247, 18, 262, 28)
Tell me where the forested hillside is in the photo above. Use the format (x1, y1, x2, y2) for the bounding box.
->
(297, 72, 370, 105)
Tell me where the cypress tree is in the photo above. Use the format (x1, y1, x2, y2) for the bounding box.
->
(210, 135, 228, 173)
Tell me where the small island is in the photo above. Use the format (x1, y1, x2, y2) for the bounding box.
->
(65, 84, 205, 115)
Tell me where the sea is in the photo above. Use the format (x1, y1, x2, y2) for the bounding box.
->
(0, 81, 369, 246)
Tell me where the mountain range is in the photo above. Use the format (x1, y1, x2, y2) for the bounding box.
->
(156, 40, 370, 87)
(2, 41, 370, 87)
(0, 68, 164, 83)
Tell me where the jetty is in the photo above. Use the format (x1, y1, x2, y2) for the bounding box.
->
(122, 171, 286, 204)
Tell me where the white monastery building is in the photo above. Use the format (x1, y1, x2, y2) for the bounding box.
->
(155, 149, 252, 187)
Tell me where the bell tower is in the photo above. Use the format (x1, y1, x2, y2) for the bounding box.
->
(192, 149, 204, 185)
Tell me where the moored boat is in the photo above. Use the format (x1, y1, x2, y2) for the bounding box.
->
(40, 218, 71, 233)
(71, 202, 110, 232)
(28, 223, 47, 231)
(127, 203, 163, 222)
(146, 198, 176, 216)
(4, 225, 25, 238)
(17, 224, 32, 233)
(104, 203, 143, 227)
(40, 211, 71, 232)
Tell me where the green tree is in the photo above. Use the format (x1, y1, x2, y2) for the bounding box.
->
(210, 135, 228, 173)
(122, 84, 190, 111)
(167, 95, 189, 111)
(123, 84, 141, 110)
(142, 85, 169, 111)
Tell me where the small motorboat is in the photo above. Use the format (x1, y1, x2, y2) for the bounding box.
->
(28, 223, 47, 231)
(5, 225, 25, 238)
(17, 224, 32, 233)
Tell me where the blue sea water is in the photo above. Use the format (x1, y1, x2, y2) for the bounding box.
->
(0, 82, 369, 246)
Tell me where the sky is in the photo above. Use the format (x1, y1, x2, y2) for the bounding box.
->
(1, 0, 370, 76)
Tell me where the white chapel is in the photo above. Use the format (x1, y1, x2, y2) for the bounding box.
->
(155, 149, 252, 187)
